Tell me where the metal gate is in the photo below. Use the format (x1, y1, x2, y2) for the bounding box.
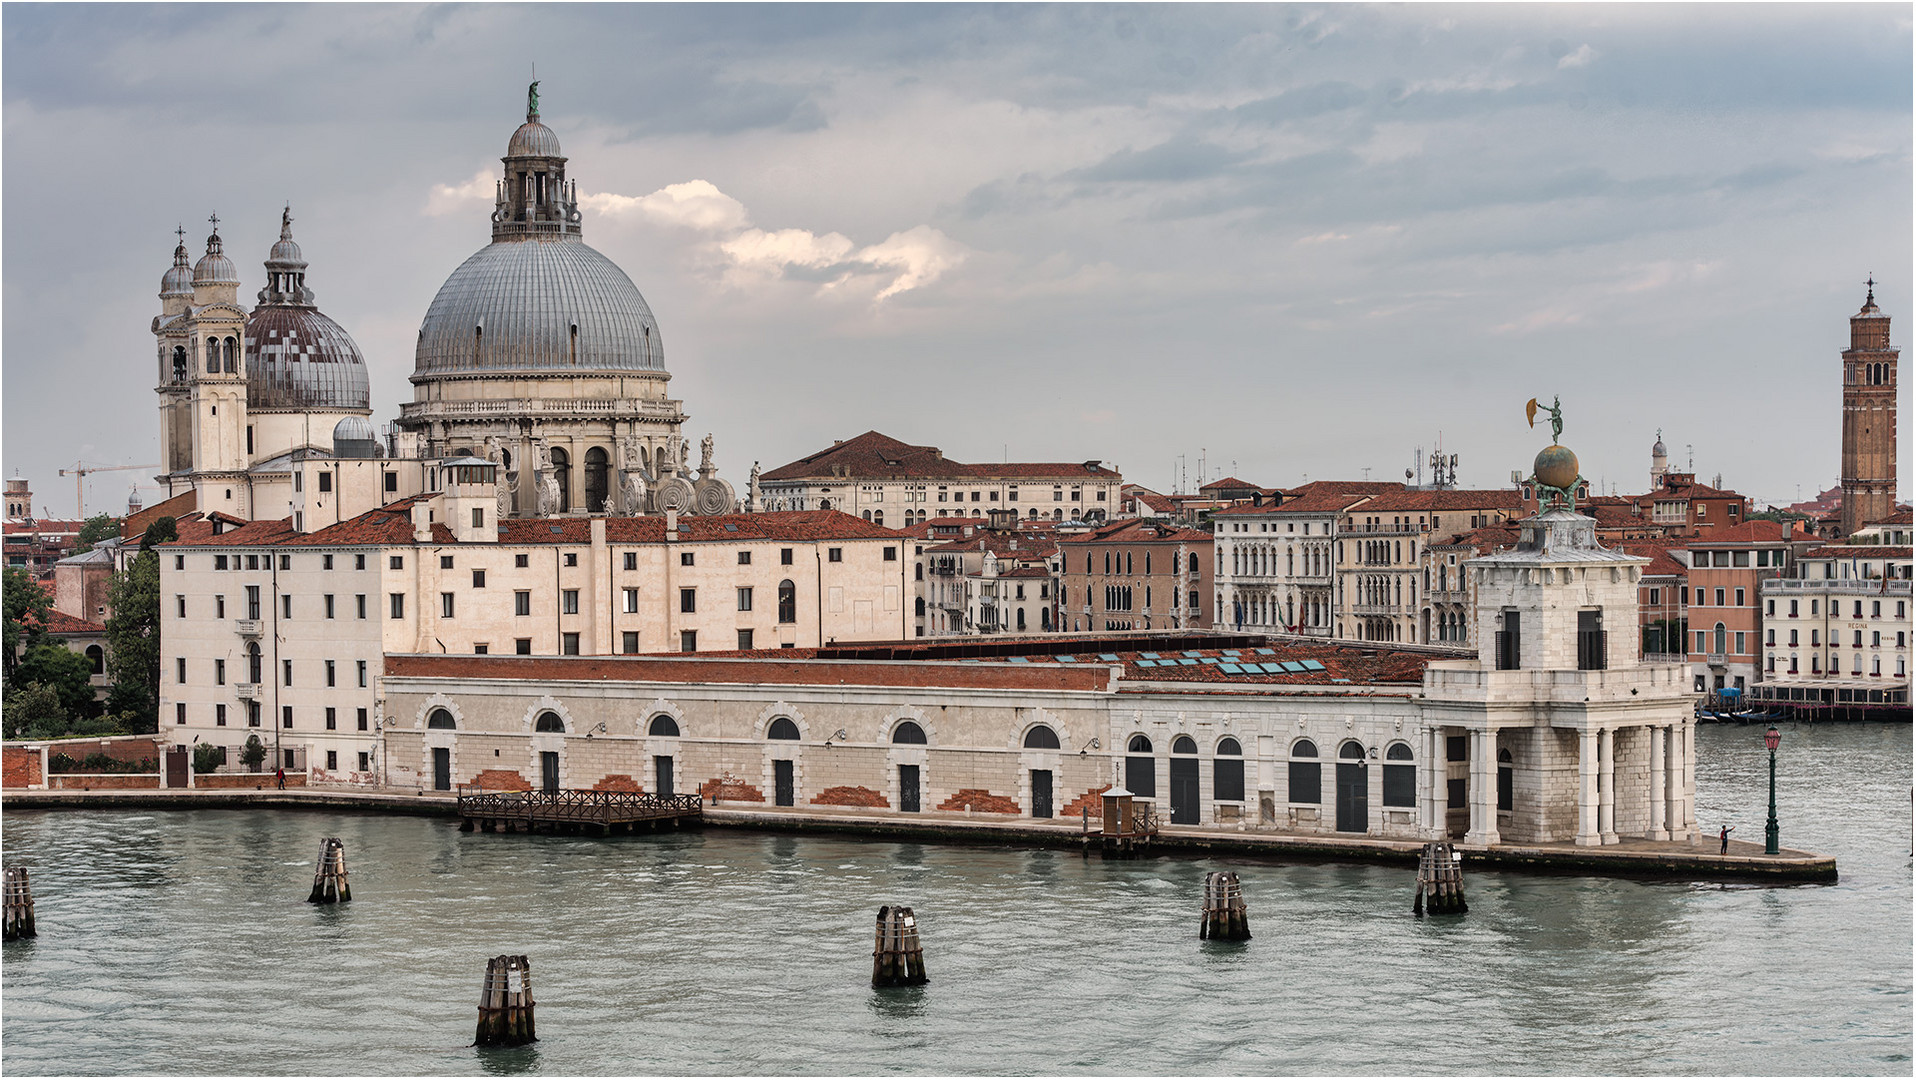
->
(774, 759, 795, 806)
(540, 751, 560, 794)
(1169, 757, 1200, 824)
(432, 747, 451, 791)
(899, 764, 920, 813)
(1031, 770, 1053, 818)
(165, 747, 189, 789)
(656, 755, 674, 798)
(1335, 762, 1368, 832)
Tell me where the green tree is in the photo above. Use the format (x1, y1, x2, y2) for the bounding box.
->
(193, 743, 226, 774)
(102, 516, 173, 734)
(240, 733, 267, 772)
(3, 567, 52, 686)
(2, 681, 66, 740)
(70, 513, 123, 556)
(15, 642, 98, 722)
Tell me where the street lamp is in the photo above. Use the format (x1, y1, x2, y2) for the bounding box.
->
(1763, 726, 1782, 855)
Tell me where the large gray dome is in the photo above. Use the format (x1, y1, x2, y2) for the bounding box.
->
(413, 234, 665, 376)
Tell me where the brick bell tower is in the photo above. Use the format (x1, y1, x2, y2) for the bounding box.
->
(1841, 279, 1899, 538)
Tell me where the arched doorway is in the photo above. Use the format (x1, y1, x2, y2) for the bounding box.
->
(1125, 734, 1155, 799)
(1168, 735, 1199, 824)
(584, 448, 609, 513)
(534, 711, 564, 792)
(649, 714, 679, 796)
(549, 447, 571, 513)
(426, 708, 455, 790)
(768, 717, 799, 806)
(1335, 741, 1368, 833)
(892, 721, 925, 812)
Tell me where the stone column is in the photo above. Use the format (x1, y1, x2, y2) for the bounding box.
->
(1465, 729, 1499, 846)
(1680, 720, 1698, 839)
(1422, 727, 1442, 836)
(1575, 730, 1599, 846)
(1598, 727, 1618, 845)
(1648, 724, 1669, 841)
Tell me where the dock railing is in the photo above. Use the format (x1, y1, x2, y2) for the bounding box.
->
(456, 787, 703, 825)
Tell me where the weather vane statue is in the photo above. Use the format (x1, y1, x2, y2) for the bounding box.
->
(527, 79, 540, 119)
(1523, 395, 1584, 510)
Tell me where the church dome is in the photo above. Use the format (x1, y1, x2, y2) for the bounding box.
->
(246, 212, 370, 412)
(413, 234, 664, 375)
(332, 415, 380, 458)
(507, 120, 562, 158)
(161, 240, 194, 296)
(193, 230, 238, 285)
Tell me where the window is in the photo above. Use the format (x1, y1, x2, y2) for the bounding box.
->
(282, 706, 293, 729)
(325, 660, 336, 687)
(384, 472, 397, 493)
(562, 632, 580, 655)
(562, 590, 579, 615)
(177, 657, 188, 683)
(215, 658, 226, 685)
(215, 555, 228, 571)
(217, 595, 226, 619)
(781, 548, 794, 566)
(1695, 588, 1704, 606)
(390, 593, 405, 619)
(564, 553, 578, 567)
(437, 592, 453, 618)
(176, 702, 186, 726)
(516, 638, 532, 655)
(216, 704, 227, 727)
(778, 580, 797, 623)
(355, 554, 366, 571)
(390, 556, 404, 570)
(680, 630, 697, 653)
(768, 717, 800, 740)
(472, 570, 486, 589)
(625, 552, 638, 571)
(1214, 737, 1245, 802)
(737, 629, 754, 650)
(1382, 743, 1415, 807)
(357, 660, 367, 688)
(1714, 588, 1725, 607)
(681, 552, 695, 567)
(356, 594, 367, 619)
(680, 588, 697, 613)
(1496, 610, 1522, 670)
(246, 586, 260, 620)
(284, 659, 294, 686)
(1734, 588, 1744, 606)
(176, 555, 185, 571)
(884, 546, 897, 561)
(828, 548, 843, 563)
(1576, 610, 1605, 671)
(622, 631, 639, 653)
(324, 594, 336, 619)
(515, 591, 531, 616)
(649, 715, 681, 737)
(281, 594, 293, 619)
(325, 707, 337, 731)
(1023, 725, 1060, 749)
(623, 588, 639, 614)
(737, 587, 753, 612)
(318, 472, 332, 494)
(516, 554, 530, 568)
(1289, 739, 1321, 804)
(738, 551, 752, 565)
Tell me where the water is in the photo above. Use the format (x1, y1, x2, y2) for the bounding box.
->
(3, 723, 1908, 1075)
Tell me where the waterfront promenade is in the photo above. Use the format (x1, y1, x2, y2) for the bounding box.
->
(2, 783, 1837, 883)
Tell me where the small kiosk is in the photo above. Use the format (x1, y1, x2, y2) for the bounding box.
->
(1081, 785, 1158, 858)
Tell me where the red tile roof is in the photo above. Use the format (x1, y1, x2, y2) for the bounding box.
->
(1124, 486, 1178, 513)
(1058, 518, 1210, 545)
(760, 430, 1116, 483)
(1281, 480, 1408, 496)
(922, 532, 1059, 558)
(1342, 489, 1522, 513)
(1217, 490, 1371, 516)
(1686, 519, 1813, 546)
(1802, 546, 1912, 560)
(386, 652, 1113, 693)
(165, 503, 905, 548)
(23, 609, 106, 635)
(123, 490, 196, 540)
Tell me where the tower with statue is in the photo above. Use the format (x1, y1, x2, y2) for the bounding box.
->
(1419, 399, 1698, 847)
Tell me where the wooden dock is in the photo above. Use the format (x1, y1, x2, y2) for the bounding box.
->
(457, 789, 703, 835)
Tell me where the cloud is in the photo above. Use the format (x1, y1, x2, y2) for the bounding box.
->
(594, 179, 964, 300)
(425, 168, 496, 216)
(1557, 44, 1596, 69)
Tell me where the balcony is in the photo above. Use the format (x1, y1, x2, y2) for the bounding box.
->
(235, 619, 262, 637)
(1350, 603, 1400, 616)
(235, 682, 262, 701)
(1706, 653, 1728, 668)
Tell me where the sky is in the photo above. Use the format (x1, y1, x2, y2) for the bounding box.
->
(3, 3, 1910, 520)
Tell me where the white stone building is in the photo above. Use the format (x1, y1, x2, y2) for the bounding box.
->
(1754, 541, 1912, 715)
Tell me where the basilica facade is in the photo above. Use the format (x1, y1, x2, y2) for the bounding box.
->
(151, 88, 735, 529)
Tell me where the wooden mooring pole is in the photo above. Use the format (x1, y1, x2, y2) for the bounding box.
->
(871, 905, 928, 987)
(306, 838, 351, 904)
(1199, 870, 1251, 940)
(474, 955, 537, 1047)
(1414, 842, 1467, 915)
(3, 867, 35, 941)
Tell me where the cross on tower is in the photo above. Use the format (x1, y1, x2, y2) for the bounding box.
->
(175, 224, 186, 245)
(207, 211, 220, 233)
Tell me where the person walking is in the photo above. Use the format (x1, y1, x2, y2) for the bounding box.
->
(275, 767, 286, 791)
(1719, 823, 1734, 854)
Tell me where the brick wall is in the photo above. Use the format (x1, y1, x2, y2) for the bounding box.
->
(937, 788, 1020, 814)
(470, 769, 531, 791)
(812, 785, 890, 809)
(701, 775, 764, 803)
(1059, 783, 1110, 820)
(592, 774, 644, 792)
(47, 774, 161, 790)
(196, 772, 310, 789)
(3, 747, 42, 789)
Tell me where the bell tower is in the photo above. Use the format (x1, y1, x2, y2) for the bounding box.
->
(1841, 279, 1898, 537)
(158, 216, 253, 515)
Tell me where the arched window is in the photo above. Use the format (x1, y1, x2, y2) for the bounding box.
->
(534, 711, 566, 733)
(768, 717, 801, 740)
(648, 715, 680, 737)
(222, 337, 236, 373)
(777, 580, 796, 623)
(1289, 739, 1320, 804)
(862, 510, 872, 522)
(1713, 622, 1727, 655)
(1214, 736, 1244, 802)
(584, 447, 609, 513)
(1023, 725, 1060, 750)
(205, 339, 219, 373)
(1339, 741, 1364, 759)
(914, 597, 925, 616)
(1382, 741, 1414, 807)
(549, 448, 572, 513)
(1497, 747, 1514, 812)
(1125, 734, 1155, 797)
(172, 346, 187, 382)
(84, 645, 104, 675)
(1128, 734, 1152, 753)
(427, 708, 456, 729)
(1172, 735, 1198, 754)
(247, 641, 262, 684)
(892, 721, 927, 744)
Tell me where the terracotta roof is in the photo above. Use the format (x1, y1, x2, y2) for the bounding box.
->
(922, 532, 1059, 558)
(1617, 541, 1690, 578)
(123, 490, 195, 540)
(760, 430, 1116, 483)
(1802, 546, 1912, 560)
(1865, 508, 1913, 527)
(1344, 489, 1522, 513)
(1431, 524, 1521, 552)
(4, 519, 84, 534)
(1199, 476, 1267, 492)
(167, 503, 905, 548)
(1058, 518, 1211, 545)
(1124, 486, 1178, 513)
(163, 516, 303, 548)
(1687, 519, 1811, 546)
(996, 566, 1053, 579)
(1218, 490, 1371, 516)
(23, 609, 106, 635)
(1281, 480, 1407, 496)
(386, 652, 1113, 693)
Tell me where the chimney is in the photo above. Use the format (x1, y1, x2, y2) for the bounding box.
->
(411, 500, 434, 542)
(665, 508, 679, 540)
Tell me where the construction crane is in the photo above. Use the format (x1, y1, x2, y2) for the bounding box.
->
(58, 462, 157, 520)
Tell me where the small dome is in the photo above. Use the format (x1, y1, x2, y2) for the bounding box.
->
(266, 206, 307, 269)
(246, 306, 371, 411)
(332, 416, 380, 458)
(507, 120, 562, 158)
(1651, 431, 1667, 457)
(193, 231, 238, 285)
(161, 241, 194, 296)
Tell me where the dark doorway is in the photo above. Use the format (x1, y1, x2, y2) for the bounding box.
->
(1125, 734, 1155, 797)
(540, 751, 560, 793)
(899, 764, 920, 813)
(1335, 743, 1367, 832)
(432, 747, 451, 791)
(774, 759, 795, 806)
(656, 755, 674, 798)
(165, 746, 189, 789)
(1169, 756, 1200, 825)
(1031, 769, 1053, 818)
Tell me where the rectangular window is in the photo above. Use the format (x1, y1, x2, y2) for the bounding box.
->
(176, 657, 187, 683)
(737, 587, 753, 611)
(325, 660, 336, 687)
(284, 659, 294, 686)
(564, 553, 578, 567)
(562, 632, 580, 655)
(281, 594, 293, 619)
(215, 658, 225, 685)
(1288, 760, 1321, 804)
(325, 750, 338, 772)
(1714, 588, 1725, 607)
(323, 554, 334, 571)
(1496, 611, 1522, 670)
(440, 593, 454, 618)
(358, 751, 369, 771)
(680, 588, 696, 613)
(247, 702, 260, 727)
(175, 555, 185, 571)
(216, 703, 227, 727)
(216, 595, 226, 619)
(176, 702, 186, 726)
(516, 638, 532, 655)
(474, 643, 488, 654)
(324, 594, 336, 619)
(357, 660, 367, 688)
(472, 570, 486, 588)
(214, 555, 228, 571)
(246, 586, 260, 620)
(471, 507, 485, 530)
(175, 594, 187, 619)
(562, 590, 579, 615)
(440, 555, 454, 570)
(390, 556, 404, 570)
(384, 471, 397, 493)
(1872, 601, 1881, 618)
(884, 546, 897, 561)
(355, 554, 366, 571)
(247, 554, 260, 570)
(356, 594, 367, 619)
(390, 593, 405, 619)
(828, 548, 843, 562)
(738, 551, 752, 565)
(1576, 610, 1605, 671)
(1734, 632, 1746, 654)
(318, 472, 332, 493)
(625, 552, 638, 571)
(325, 707, 337, 731)
(282, 705, 293, 729)
(622, 631, 639, 654)
(514, 591, 532, 616)
(781, 548, 794, 566)
(623, 588, 639, 613)
(737, 629, 754, 650)
(680, 630, 697, 653)
(681, 552, 695, 567)
(516, 554, 530, 568)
